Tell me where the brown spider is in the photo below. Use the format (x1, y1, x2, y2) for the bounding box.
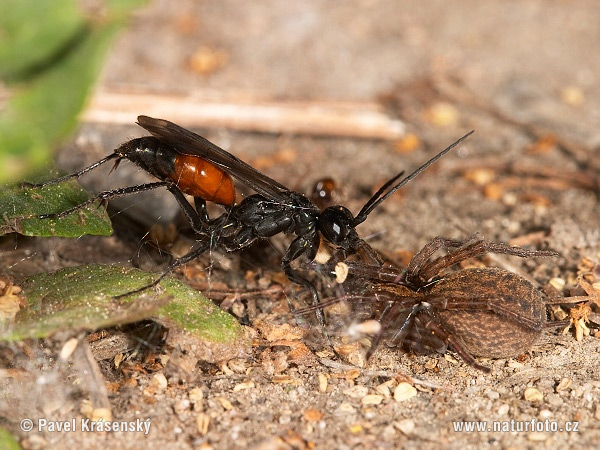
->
(321, 236, 559, 372)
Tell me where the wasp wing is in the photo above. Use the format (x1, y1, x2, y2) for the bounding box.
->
(137, 116, 291, 204)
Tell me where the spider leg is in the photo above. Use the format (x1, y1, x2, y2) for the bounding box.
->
(336, 235, 556, 287)
(364, 301, 392, 361)
(420, 316, 491, 373)
(386, 303, 425, 347)
(319, 255, 413, 290)
(406, 236, 472, 278)
(345, 290, 426, 361)
(356, 239, 384, 266)
(409, 236, 557, 284)
(334, 236, 479, 286)
(363, 291, 423, 361)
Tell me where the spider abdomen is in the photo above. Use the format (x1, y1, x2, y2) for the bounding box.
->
(430, 267, 545, 358)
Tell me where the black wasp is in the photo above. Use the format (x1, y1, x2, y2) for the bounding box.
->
(28, 116, 473, 316)
(132, 117, 472, 300)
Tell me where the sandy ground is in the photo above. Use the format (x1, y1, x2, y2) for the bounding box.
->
(2, 1, 600, 449)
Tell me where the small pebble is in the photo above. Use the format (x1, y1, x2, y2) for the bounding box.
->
(174, 399, 191, 415)
(318, 373, 328, 393)
(484, 183, 504, 201)
(425, 102, 460, 127)
(188, 46, 228, 75)
(560, 86, 584, 107)
(227, 359, 248, 374)
(21, 436, 48, 450)
(507, 360, 524, 369)
(349, 424, 363, 434)
(303, 409, 323, 422)
(394, 383, 417, 402)
(272, 351, 289, 374)
(382, 424, 397, 439)
(424, 359, 438, 370)
(189, 387, 204, 403)
(196, 413, 210, 435)
(524, 387, 544, 402)
(335, 262, 349, 283)
(152, 373, 168, 391)
(444, 354, 459, 365)
(215, 396, 233, 410)
(527, 431, 548, 442)
(114, 353, 124, 368)
(91, 408, 112, 422)
(546, 393, 563, 407)
(549, 278, 566, 292)
(346, 350, 366, 368)
(219, 362, 234, 376)
(337, 403, 356, 413)
(486, 390, 500, 400)
(233, 381, 255, 392)
(59, 338, 79, 361)
(394, 132, 421, 154)
(343, 385, 369, 398)
(394, 418, 415, 435)
(375, 381, 392, 397)
(556, 378, 572, 392)
(80, 399, 93, 418)
(361, 394, 384, 405)
(502, 192, 519, 206)
(463, 168, 496, 185)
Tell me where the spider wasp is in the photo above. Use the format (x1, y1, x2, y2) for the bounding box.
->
(25, 117, 473, 324)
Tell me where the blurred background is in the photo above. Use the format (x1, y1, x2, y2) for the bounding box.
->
(3, 0, 599, 238)
(1, 2, 600, 448)
(2, 0, 599, 177)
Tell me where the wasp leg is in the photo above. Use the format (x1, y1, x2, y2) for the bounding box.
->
(35, 182, 170, 220)
(114, 240, 211, 299)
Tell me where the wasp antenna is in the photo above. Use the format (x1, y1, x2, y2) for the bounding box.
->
(354, 170, 405, 223)
(352, 130, 474, 226)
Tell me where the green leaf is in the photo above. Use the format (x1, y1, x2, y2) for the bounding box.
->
(1, 265, 245, 346)
(157, 278, 246, 344)
(0, 0, 149, 184)
(0, 0, 85, 80)
(0, 25, 117, 183)
(0, 428, 21, 450)
(0, 181, 112, 237)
